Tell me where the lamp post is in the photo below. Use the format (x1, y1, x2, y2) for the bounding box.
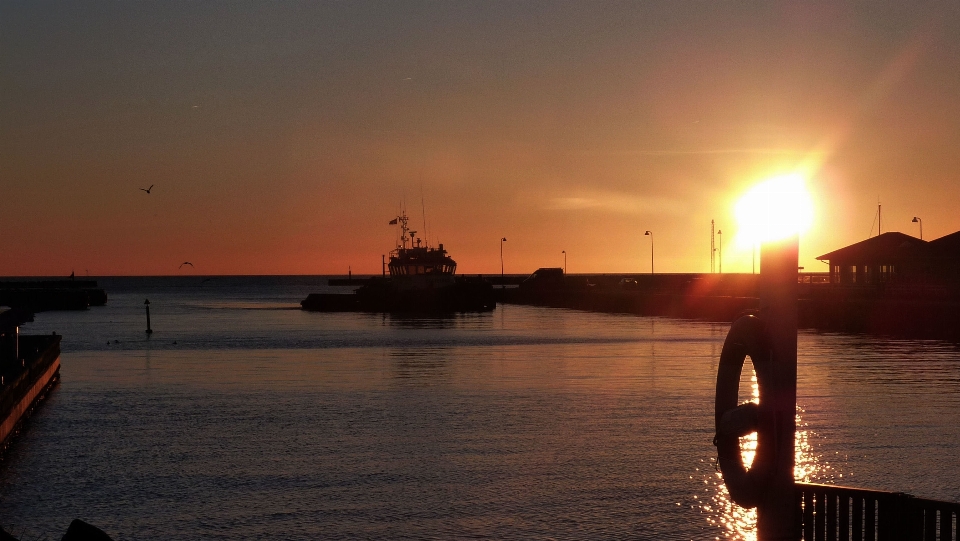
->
(500, 237, 507, 283)
(912, 216, 923, 240)
(644, 231, 653, 274)
(717, 229, 722, 274)
(561, 250, 566, 274)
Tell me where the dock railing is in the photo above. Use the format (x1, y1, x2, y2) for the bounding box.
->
(797, 482, 959, 541)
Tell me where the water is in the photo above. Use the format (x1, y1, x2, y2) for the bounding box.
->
(1, 276, 958, 540)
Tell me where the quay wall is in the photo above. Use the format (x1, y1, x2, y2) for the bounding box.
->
(0, 279, 107, 311)
(0, 335, 61, 451)
(502, 273, 960, 340)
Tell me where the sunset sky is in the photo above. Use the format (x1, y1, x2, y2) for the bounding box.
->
(3, 1, 960, 276)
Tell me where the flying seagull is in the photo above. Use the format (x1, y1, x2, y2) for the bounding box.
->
(179, 262, 194, 269)
(140, 185, 154, 194)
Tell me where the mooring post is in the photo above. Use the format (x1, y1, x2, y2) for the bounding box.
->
(144, 298, 153, 334)
(756, 235, 799, 540)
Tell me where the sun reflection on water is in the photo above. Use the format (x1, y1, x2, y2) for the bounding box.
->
(698, 380, 848, 540)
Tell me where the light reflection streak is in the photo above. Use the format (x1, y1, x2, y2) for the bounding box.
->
(698, 377, 847, 540)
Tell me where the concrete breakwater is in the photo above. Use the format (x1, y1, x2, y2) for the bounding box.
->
(500, 272, 960, 340)
(0, 280, 107, 311)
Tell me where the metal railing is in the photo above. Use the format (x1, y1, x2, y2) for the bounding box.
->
(797, 482, 959, 541)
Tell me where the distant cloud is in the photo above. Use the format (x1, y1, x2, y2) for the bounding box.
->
(546, 192, 684, 216)
(579, 148, 809, 156)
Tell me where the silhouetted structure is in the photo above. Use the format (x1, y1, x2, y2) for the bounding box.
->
(818, 232, 924, 285)
(0, 306, 61, 451)
(818, 230, 960, 290)
(302, 211, 494, 313)
(925, 230, 960, 286)
(0, 280, 107, 311)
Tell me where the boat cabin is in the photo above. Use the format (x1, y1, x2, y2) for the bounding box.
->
(388, 244, 457, 277)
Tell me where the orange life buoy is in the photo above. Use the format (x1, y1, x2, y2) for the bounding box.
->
(713, 314, 775, 509)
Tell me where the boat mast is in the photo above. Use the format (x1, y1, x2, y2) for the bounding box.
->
(397, 211, 410, 249)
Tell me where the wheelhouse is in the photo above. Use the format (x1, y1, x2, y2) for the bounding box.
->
(388, 244, 456, 277)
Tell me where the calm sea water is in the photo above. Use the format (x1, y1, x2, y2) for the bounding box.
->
(1, 276, 958, 540)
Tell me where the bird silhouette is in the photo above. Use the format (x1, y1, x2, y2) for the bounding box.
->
(140, 185, 154, 194)
(179, 262, 194, 269)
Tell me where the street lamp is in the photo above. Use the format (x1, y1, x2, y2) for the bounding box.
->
(561, 250, 566, 274)
(912, 216, 923, 240)
(500, 237, 507, 283)
(717, 229, 722, 274)
(644, 231, 653, 274)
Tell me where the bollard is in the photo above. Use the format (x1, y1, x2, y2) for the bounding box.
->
(756, 235, 798, 540)
(144, 298, 153, 334)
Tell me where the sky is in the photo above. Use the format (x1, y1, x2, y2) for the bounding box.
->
(3, 1, 960, 276)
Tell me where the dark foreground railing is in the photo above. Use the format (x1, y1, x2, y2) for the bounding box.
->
(797, 482, 959, 541)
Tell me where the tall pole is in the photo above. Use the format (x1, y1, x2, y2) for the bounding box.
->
(561, 250, 566, 274)
(144, 299, 153, 334)
(644, 231, 653, 274)
(756, 235, 799, 540)
(913, 216, 923, 240)
(500, 237, 507, 285)
(718, 230, 722, 274)
(710, 220, 717, 274)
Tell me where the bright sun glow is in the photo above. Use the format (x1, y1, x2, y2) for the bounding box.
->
(734, 173, 814, 246)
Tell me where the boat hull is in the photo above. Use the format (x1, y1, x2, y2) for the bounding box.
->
(301, 279, 495, 313)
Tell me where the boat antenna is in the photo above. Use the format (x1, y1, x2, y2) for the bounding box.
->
(420, 184, 428, 247)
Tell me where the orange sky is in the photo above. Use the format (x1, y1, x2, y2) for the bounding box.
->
(3, 2, 960, 276)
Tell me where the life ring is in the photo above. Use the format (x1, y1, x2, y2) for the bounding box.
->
(713, 314, 775, 509)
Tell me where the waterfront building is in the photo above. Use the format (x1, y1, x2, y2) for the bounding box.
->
(817, 232, 926, 285)
(817, 230, 960, 288)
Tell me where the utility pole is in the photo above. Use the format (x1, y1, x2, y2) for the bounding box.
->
(717, 230, 722, 274)
(711, 220, 716, 273)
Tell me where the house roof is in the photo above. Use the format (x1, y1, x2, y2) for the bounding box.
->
(816, 232, 927, 263)
(927, 231, 960, 257)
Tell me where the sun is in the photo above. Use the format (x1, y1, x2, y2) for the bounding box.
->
(734, 173, 814, 247)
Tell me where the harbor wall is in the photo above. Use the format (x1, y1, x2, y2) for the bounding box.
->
(0, 335, 61, 451)
(0, 280, 107, 311)
(502, 273, 960, 340)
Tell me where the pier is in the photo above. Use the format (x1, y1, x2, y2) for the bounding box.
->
(495, 271, 960, 340)
(0, 279, 107, 311)
(0, 307, 61, 453)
